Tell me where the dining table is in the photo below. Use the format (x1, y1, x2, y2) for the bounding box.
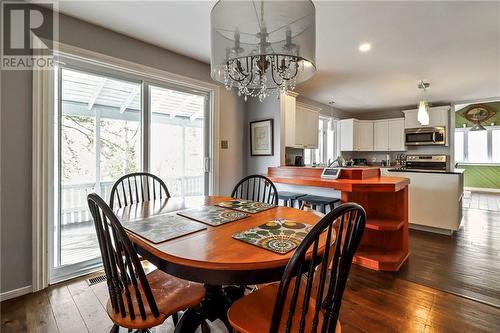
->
(115, 195, 329, 333)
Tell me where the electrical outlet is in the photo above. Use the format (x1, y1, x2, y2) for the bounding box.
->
(221, 140, 229, 149)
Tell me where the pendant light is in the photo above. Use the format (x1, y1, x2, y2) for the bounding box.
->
(417, 80, 430, 126)
(210, 0, 316, 101)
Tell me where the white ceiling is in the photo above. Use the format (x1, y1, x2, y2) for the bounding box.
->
(53, 1, 500, 111)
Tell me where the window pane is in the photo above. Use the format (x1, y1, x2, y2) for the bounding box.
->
(316, 120, 323, 163)
(326, 119, 336, 163)
(150, 85, 205, 196)
(304, 149, 311, 165)
(492, 130, 500, 162)
(59, 68, 142, 266)
(454, 131, 464, 162)
(468, 130, 488, 162)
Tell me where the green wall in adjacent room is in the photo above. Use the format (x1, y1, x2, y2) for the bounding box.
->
(455, 101, 500, 128)
(457, 164, 500, 189)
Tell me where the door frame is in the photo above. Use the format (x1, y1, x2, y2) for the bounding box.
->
(33, 41, 220, 290)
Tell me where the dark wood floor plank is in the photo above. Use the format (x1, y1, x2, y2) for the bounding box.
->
(1, 295, 29, 333)
(47, 283, 88, 333)
(399, 207, 500, 308)
(340, 267, 500, 333)
(24, 291, 59, 333)
(66, 280, 113, 332)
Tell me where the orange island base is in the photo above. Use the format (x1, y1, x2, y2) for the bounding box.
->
(267, 166, 410, 272)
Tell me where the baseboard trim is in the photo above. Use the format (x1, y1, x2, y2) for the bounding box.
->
(465, 187, 500, 194)
(0, 285, 32, 302)
(409, 224, 454, 236)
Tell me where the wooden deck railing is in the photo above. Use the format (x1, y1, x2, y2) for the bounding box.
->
(61, 175, 204, 225)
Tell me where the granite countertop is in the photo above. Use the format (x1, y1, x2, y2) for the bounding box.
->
(388, 168, 465, 175)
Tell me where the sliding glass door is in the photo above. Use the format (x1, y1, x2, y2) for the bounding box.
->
(50, 61, 212, 283)
(149, 84, 208, 197)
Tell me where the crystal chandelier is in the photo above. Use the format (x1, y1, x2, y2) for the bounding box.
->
(417, 80, 430, 126)
(210, 0, 316, 101)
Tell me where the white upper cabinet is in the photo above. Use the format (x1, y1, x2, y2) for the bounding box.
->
(340, 119, 373, 151)
(387, 118, 406, 151)
(282, 94, 320, 149)
(343, 118, 405, 152)
(340, 119, 355, 151)
(374, 118, 405, 151)
(403, 106, 450, 129)
(357, 121, 374, 151)
(373, 120, 389, 151)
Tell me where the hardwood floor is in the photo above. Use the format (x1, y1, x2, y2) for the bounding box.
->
(2, 267, 499, 333)
(341, 267, 500, 333)
(399, 207, 500, 307)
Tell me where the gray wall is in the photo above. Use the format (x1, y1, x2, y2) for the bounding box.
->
(244, 95, 345, 175)
(245, 97, 282, 175)
(0, 12, 245, 293)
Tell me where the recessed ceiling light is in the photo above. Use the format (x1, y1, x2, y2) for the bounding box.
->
(358, 43, 371, 52)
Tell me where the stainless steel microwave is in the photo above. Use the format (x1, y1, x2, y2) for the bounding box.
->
(404, 127, 446, 145)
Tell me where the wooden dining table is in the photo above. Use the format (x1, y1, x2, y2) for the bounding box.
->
(115, 195, 327, 332)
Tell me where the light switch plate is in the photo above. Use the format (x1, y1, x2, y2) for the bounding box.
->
(221, 140, 229, 149)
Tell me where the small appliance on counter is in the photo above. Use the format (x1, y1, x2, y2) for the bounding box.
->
(321, 167, 342, 179)
(294, 156, 304, 166)
(352, 158, 368, 166)
(403, 154, 448, 172)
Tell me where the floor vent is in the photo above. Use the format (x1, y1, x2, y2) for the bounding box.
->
(87, 274, 107, 286)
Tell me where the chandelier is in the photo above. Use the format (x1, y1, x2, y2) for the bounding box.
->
(210, 0, 316, 101)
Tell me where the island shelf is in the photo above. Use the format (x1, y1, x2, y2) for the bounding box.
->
(267, 166, 410, 271)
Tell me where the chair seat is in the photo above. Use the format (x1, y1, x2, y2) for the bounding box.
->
(278, 191, 307, 200)
(106, 269, 205, 329)
(300, 195, 341, 205)
(228, 282, 341, 333)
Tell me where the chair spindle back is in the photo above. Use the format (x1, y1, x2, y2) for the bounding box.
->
(231, 175, 278, 205)
(87, 193, 159, 321)
(110, 172, 170, 209)
(270, 203, 366, 333)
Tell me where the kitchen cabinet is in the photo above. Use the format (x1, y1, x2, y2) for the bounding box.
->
(388, 118, 405, 151)
(282, 94, 320, 149)
(357, 121, 374, 151)
(374, 118, 405, 151)
(373, 120, 389, 151)
(403, 106, 449, 129)
(340, 119, 373, 151)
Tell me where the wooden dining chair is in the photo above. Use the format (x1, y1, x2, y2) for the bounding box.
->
(110, 172, 170, 209)
(87, 193, 206, 332)
(231, 175, 279, 205)
(228, 203, 367, 333)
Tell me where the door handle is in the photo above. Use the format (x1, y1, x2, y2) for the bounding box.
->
(204, 157, 210, 173)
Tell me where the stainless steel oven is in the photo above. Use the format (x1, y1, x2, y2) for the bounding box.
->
(405, 155, 448, 172)
(405, 127, 446, 145)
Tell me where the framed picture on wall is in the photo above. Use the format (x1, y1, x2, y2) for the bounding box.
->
(250, 119, 274, 156)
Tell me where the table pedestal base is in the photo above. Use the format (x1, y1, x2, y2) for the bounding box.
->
(174, 285, 245, 333)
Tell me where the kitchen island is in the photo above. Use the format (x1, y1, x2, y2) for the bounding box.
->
(383, 168, 464, 234)
(267, 166, 410, 271)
